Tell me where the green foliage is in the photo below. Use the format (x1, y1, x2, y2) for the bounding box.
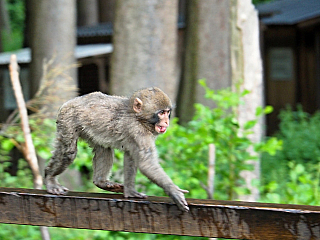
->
(2, 117, 56, 159)
(0, 224, 206, 240)
(6, 0, 25, 31)
(261, 106, 320, 205)
(1, 29, 24, 51)
(0, 116, 56, 190)
(0, 135, 33, 188)
(261, 106, 320, 188)
(252, 0, 274, 5)
(262, 161, 320, 205)
(0, 224, 41, 240)
(277, 106, 320, 164)
(1, 0, 25, 51)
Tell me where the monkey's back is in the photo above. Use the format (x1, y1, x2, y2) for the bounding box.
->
(56, 92, 141, 150)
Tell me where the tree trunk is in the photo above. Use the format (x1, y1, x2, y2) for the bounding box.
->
(177, 0, 231, 124)
(230, 0, 264, 202)
(27, 0, 82, 210)
(29, 0, 77, 117)
(77, 0, 99, 26)
(98, 0, 116, 23)
(110, 0, 179, 101)
(178, 0, 263, 201)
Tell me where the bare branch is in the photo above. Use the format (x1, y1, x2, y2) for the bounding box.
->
(8, 54, 42, 189)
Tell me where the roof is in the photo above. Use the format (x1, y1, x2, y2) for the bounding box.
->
(256, 0, 320, 25)
(77, 23, 113, 37)
(0, 44, 113, 65)
(77, 18, 185, 38)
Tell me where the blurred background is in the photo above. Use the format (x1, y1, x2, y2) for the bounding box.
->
(0, 0, 320, 239)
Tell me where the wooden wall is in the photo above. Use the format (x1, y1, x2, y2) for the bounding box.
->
(263, 23, 320, 135)
(263, 27, 297, 134)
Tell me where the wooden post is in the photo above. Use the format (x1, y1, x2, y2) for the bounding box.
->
(1, 187, 320, 239)
(208, 145, 216, 240)
(207, 143, 216, 199)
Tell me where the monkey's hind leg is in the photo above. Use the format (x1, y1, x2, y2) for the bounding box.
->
(45, 128, 78, 195)
(92, 146, 124, 193)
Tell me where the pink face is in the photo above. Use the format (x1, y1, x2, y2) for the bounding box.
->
(155, 109, 170, 134)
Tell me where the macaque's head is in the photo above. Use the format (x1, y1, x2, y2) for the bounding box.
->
(130, 87, 172, 134)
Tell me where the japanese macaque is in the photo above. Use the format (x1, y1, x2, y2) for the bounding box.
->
(45, 87, 189, 211)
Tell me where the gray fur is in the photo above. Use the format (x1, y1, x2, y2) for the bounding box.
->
(45, 88, 189, 211)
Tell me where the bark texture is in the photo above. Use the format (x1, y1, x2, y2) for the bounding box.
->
(178, 0, 263, 201)
(28, 0, 80, 197)
(99, 0, 116, 23)
(177, 0, 231, 123)
(29, 0, 77, 116)
(77, 0, 99, 26)
(230, 0, 264, 202)
(110, 0, 178, 101)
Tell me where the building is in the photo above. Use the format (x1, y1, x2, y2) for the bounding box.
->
(0, 44, 112, 122)
(257, 0, 320, 134)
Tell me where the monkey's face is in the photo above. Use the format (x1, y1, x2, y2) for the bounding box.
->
(131, 87, 172, 135)
(154, 109, 171, 134)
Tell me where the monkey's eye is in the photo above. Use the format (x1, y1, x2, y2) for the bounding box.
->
(158, 109, 170, 116)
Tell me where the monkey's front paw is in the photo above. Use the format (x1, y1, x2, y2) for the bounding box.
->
(124, 188, 148, 199)
(169, 186, 189, 212)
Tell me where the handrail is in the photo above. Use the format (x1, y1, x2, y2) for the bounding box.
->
(0, 187, 319, 239)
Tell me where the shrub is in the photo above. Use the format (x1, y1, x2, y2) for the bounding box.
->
(261, 106, 320, 205)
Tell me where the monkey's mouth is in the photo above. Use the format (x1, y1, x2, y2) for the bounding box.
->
(155, 125, 167, 134)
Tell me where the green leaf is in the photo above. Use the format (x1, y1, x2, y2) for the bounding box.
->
(1, 139, 14, 151)
(244, 120, 257, 130)
(255, 106, 263, 116)
(264, 105, 274, 114)
(241, 89, 251, 97)
(37, 148, 52, 159)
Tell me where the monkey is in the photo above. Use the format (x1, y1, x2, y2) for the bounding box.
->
(44, 87, 189, 211)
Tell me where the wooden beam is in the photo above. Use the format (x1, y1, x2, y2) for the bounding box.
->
(0, 187, 320, 239)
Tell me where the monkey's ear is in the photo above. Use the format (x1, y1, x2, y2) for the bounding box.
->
(133, 98, 143, 113)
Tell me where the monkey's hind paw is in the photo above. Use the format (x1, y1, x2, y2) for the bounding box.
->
(124, 189, 148, 199)
(94, 180, 124, 193)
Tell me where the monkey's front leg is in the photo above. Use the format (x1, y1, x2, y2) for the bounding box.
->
(92, 146, 123, 193)
(123, 151, 147, 199)
(138, 150, 189, 212)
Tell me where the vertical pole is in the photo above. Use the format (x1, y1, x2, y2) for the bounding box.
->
(207, 143, 215, 199)
(208, 143, 216, 240)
